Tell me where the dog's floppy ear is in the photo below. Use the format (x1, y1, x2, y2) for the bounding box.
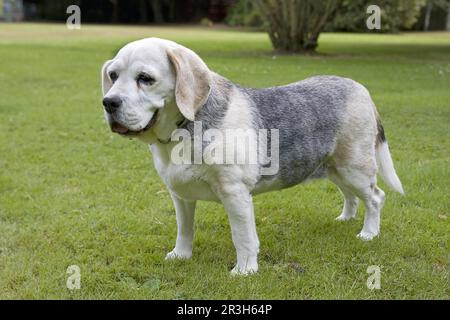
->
(101, 59, 113, 96)
(167, 47, 211, 121)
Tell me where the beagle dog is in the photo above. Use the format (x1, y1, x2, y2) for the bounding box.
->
(101, 38, 404, 275)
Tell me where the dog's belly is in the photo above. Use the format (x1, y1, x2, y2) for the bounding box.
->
(252, 177, 284, 195)
(252, 163, 328, 195)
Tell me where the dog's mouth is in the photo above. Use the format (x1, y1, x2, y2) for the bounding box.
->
(111, 110, 159, 136)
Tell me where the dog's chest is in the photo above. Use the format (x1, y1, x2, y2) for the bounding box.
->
(149, 144, 219, 201)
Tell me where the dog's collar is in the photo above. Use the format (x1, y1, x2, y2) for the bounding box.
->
(176, 116, 190, 129)
(156, 116, 190, 144)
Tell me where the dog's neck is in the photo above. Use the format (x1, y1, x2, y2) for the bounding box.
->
(138, 98, 185, 145)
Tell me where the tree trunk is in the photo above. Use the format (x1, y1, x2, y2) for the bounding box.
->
(110, 0, 119, 23)
(139, 0, 148, 23)
(255, 0, 340, 53)
(447, 3, 450, 30)
(168, 0, 176, 22)
(150, 0, 164, 23)
(424, 1, 433, 31)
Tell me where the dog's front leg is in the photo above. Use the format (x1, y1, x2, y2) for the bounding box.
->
(219, 186, 259, 275)
(165, 192, 196, 260)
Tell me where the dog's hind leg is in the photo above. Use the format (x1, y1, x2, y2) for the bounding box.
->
(358, 184, 385, 241)
(328, 121, 384, 239)
(328, 171, 359, 221)
(330, 165, 385, 241)
(329, 82, 387, 240)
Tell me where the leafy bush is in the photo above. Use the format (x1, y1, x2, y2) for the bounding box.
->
(226, 0, 429, 32)
(225, 0, 264, 28)
(328, 0, 427, 32)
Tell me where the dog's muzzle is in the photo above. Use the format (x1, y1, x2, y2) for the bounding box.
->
(110, 109, 159, 136)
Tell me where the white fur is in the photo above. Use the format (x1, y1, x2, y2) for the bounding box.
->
(102, 38, 179, 133)
(149, 86, 261, 274)
(326, 83, 403, 241)
(376, 142, 404, 194)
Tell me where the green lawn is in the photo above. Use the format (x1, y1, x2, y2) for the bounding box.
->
(0, 23, 449, 299)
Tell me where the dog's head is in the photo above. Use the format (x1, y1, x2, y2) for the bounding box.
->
(101, 38, 211, 141)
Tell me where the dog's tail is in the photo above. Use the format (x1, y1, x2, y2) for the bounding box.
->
(375, 118, 404, 195)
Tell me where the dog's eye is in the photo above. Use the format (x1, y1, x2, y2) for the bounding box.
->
(109, 72, 118, 82)
(137, 73, 155, 86)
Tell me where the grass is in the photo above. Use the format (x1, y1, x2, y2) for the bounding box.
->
(0, 23, 449, 299)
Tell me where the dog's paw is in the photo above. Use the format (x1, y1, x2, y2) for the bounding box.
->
(230, 264, 258, 276)
(357, 230, 378, 241)
(335, 213, 356, 221)
(165, 249, 192, 260)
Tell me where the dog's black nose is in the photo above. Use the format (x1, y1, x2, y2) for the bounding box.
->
(102, 96, 122, 114)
